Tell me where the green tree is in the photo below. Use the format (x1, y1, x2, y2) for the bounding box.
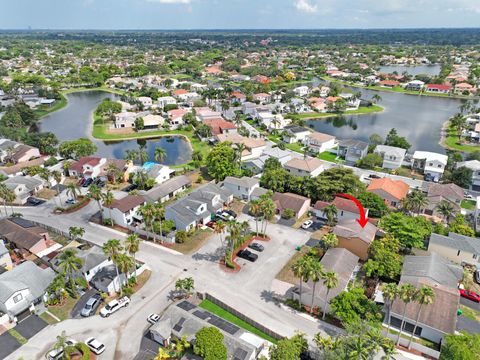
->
(330, 288, 382, 325)
(323, 204, 338, 226)
(436, 200, 456, 223)
(102, 239, 123, 293)
(408, 286, 435, 349)
(68, 226, 85, 241)
(322, 271, 339, 320)
(57, 248, 83, 295)
(305, 259, 325, 314)
(102, 190, 115, 226)
(134, 117, 144, 130)
(449, 167, 473, 189)
(396, 283, 417, 345)
(124, 234, 140, 282)
(357, 153, 383, 169)
(154, 147, 167, 163)
(88, 184, 104, 220)
(193, 327, 227, 360)
(364, 234, 403, 280)
(382, 283, 399, 335)
(59, 138, 97, 160)
(384, 128, 411, 150)
(448, 214, 475, 237)
(269, 333, 308, 360)
(440, 332, 480, 360)
(206, 142, 239, 181)
(291, 255, 311, 309)
(321, 233, 339, 250)
(379, 212, 432, 249)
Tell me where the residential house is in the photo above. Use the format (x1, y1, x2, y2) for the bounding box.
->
(338, 139, 369, 165)
(373, 145, 406, 170)
(137, 96, 153, 109)
(313, 196, 369, 222)
(388, 253, 462, 344)
(0, 241, 12, 271)
(0, 261, 55, 318)
(242, 147, 292, 174)
(404, 80, 425, 91)
(422, 182, 463, 216)
(215, 133, 266, 161)
(3, 176, 44, 204)
(0, 139, 40, 164)
(455, 83, 476, 94)
(304, 132, 336, 154)
(293, 248, 359, 313)
(428, 232, 480, 266)
(253, 93, 271, 103)
(456, 160, 480, 190)
(230, 91, 247, 104)
(177, 92, 200, 104)
(222, 176, 261, 201)
(284, 157, 324, 177)
(332, 220, 377, 260)
(293, 86, 309, 97)
(367, 178, 410, 208)
(272, 192, 311, 219)
(102, 195, 146, 227)
(141, 114, 165, 130)
(113, 111, 149, 129)
(204, 118, 237, 136)
(196, 108, 222, 121)
(379, 80, 400, 88)
(281, 126, 311, 144)
(165, 183, 233, 231)
(257, 112, 290, 131)
(90, 264, 127, 295)
(69, 156, 106, 178)
(425, 84, 451, 94)
(140, 175, 192, 204)
(0, 218, 61, 258)
(167, 109, 188, 129)
(412, 151, 448, 181)
(142, 162, 174, 185)
(157, 96, 177, 109)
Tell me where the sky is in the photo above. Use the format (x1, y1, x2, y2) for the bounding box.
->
(1, 0, 480, 30)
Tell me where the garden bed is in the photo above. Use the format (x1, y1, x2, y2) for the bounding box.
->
(55, 197, 90, 214)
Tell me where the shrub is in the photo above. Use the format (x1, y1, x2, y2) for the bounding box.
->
(281, 208, 295, 219)
(176, 230, 188, 243)
(44, 157, 59, 167)
(122, 287, 134, 297)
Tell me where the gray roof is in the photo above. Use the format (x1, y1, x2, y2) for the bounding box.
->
(251, 187, 269, 198)
(76, 246, 109, 273)
(429, 232, 480, 255)
(401, 252, 463, 288)
(223, 176, 259, 189)
(284, 125, 310, 134)
(146, 164, 174, 179)
(456, 160, 480, 171)
(4, 175, 43, 191)
(332, 219, 377, 244)
(339, 139, 369, 150)
(0, 261, 55, 311)
(374, 145, 407, 157)
(141, 175, 191, 203)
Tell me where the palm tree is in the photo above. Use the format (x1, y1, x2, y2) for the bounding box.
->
(102, 239, 123, 293)
(321, 271, 338, 320)
(321, 233, 338, 250)
(124, 149, 139, 163)
(139, 203, 155, 241)
(323, 204, 338, 226)
(88, 184, 103, 220)
(154, 203, 165, 242)
(402, 189, 428, 215)
(214, 220, 226, 247)
(51, 170, 63, 204)
(66, 183, 80, 201)
(154, 147, 167, 163)
(396, 283, 417, 345)
(259, 196, 276, 237)
(105, 163, 121, 184)
(249, 200, 261, 236)
(68, 226, 85, 241)
(0, 183, 10, 216)
(371, 94, 382, 104)
(291, 255, 310, 309)
(138, 147, 148, 165)
(306, 259, 325, 314)
(39, 168, 52, 188)
(116, 253, 135, 293)
(102, 190, 115, 226)
(436, 200, 455, 223)
(53, 331, 69, 354)
(382, 283, 399, 335)
(407, 286, 435, 349)
(174, 336, 191, 355)
(57, 248, 83, 294)
(124, 233, 140, 282)
(234, 143, 247, 166)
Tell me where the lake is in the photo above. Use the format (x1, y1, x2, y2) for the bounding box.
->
(39, 91, 192, 165)
(378, 64, 441, 76)
(306, 88, 461, 153)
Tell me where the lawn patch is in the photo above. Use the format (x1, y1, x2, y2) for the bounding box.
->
(461, 199, 476, 210)
(48, 296, 77, 321)
(169, 229, 213, 254)
(7, 329, 27, 345)
(275, 246, 311, 285)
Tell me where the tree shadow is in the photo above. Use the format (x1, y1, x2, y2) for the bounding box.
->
(191, 246, 224, 262)
(260, 289, 281, 307)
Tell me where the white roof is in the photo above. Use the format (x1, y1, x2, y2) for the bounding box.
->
(457, 160, 480, 171)
(413, 151, 448, 164)
(239, 332, 266, 348)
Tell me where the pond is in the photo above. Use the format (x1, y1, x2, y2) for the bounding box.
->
(39, 91, 192, 165)
(378, 64, 441, 76)
(306, 87, 461, 153)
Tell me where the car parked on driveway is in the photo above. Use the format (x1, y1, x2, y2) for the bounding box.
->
(301, 220, 313, 229)
(147, 313, 160, 324)
(248, 243, 264, 252)
(85, 337, 105, 355)
(237, 249, 258, 262)
(27, 197, 43, 206)
(47, 339, 77, 360)
(460, 289, 480, 303)
(81, 294, 101, 317)
(100, 296, 130, 317)
(216, 210, 234, 221)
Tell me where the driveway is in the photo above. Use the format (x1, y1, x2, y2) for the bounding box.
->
(0, 332, 22, 359)
(457, 315, 480, 334)
(71, 289, 100, 318)
(460, 297, 480, 311)
(15, 315, 48, 339)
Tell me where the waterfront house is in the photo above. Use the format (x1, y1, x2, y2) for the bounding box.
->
(304, 132, 336, 154)
(215, 133, 266, 161)
(282, 125, 311, 144)
(338, 139, 369, 165)
(373, 145, 406, 169)
(412, 151, 448, 181)
(140, 175, 192, 204)
(425, 84, 452, 94)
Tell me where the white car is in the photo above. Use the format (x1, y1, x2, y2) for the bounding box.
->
(301, 220, 313, 229)
(147, 313, 160, 324)
(85, 337, 105, 355)
(46, 339, 77, 360)
(216, 210, 234, 221)
(100, 296, 130, 317)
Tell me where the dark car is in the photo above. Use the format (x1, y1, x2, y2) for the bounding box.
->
(368, 174, 381, 179)
(248, 242, 264, 252)
(80, 294, 102, 317)
(123, 184, 138, 192)
(82, 178, 93, 187)
(237, 249, 258, 262)
(27, 197, 43, 206)
(225, 209, 237, 219)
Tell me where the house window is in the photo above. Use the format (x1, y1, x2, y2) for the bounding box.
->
(13, 293, 23, 303)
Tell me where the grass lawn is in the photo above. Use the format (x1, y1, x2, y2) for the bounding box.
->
(199, 299, 278, 343)
(169, 229, 213, 254)
(275, 246, 311, 285)
(318, 151, 339, 162)
(461, 199, 476, 210)
(460, 305, 480, 321)
(8, 329, 27, 345)
(47, 296, 77, 321)
(444, 126, 480, 153)
(34, 93, 68, 118)
(36, 188, 57, 200)
(288, 105, 383, 121)
(39, 311, 59, 325)
(131, 270, 152, 293)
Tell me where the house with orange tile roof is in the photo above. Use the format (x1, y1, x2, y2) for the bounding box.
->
(272, 192, 311, 220)
(379, 80, 400, 88)
(367, 178, 410, 208)
(203, 119, 237, 136)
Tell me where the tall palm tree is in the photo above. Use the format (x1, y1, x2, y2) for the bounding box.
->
(154, 147, 167, 163)
(115, 253, 135, 294)
(88, 184, 103, 220)
(66, 183, 80, 201)
(291, 255, 310, 309)
(260, 197, 276, 237)
(382, 283, 399, 335)
(102, 190, 115, 226)
(139, 203, 155, 240)
(138, 147, 148, 165)
(321, 271, 338, 320)
(39, 168, 52, 188)
(306, 259, 325, 314)
(214, 220, 226, 247)
(234, 143, 247, 167)
(371, 94, 382, 103)
(0, 183, 10, 216)
(407, 286, 435, 349)
(436, 200, 455, 223)
(124, 149, 139, 163)
(154, 203, 165, 242)
(105, 163, 120, 184)
(57, 248, 83, 294)
(53, 331, 69, 354)
(396, 283, 417, 345)
(124, 233, 140, 282)
(323, 204, 338, 226)
(68, 226, 85, 241)
(403, 189, 428, 215)
(102, 239, 123, 293)
(51, 170, 63, 204)
(249, 200, 261, 236)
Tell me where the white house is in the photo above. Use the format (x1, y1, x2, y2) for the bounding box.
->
(138, 96, 153, 109)
(142, 163, 174, 185)
(284, 157, 324, 177)
(304, 132, 336, 154)
(222, 176, 260, 201)
(293, 86, 309, 97)
(412, 151, 448, 181)
(157, 96, 177, 109)
(102, 195, 145, 227)
(456, 160, 480, 191)
(374, 145, 406, 170)
(257, 112, 290, 131)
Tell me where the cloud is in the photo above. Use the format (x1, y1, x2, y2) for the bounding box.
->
(146, 0, 191, 4)
(294, 0, 318, 13)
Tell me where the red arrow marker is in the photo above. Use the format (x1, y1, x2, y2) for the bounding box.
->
(336, 193, 369, 228)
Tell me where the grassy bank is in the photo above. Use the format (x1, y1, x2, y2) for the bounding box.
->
(443, 122, 480, 153)
(288, 104, 384, 121)
(34, 92, 68, 118)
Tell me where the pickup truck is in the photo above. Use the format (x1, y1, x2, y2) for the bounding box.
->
(100, 296, 130, 317)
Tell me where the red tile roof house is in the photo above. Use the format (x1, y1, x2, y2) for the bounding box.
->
(332, 219, 378, 260)
(102, 195, 146, 228)
(252, 75, 270, 84)
(313, 196, 369, 222)
(455, 83, 476, 94)
(272, 192, 311, 220)
(367, 178, 410, 208)
(229, 91, 247, 104)
(69, 157, 106, 178)
(203, 118, 237, 136)
(425, 84, 452, 94)
(167, 108, 188, 129)
(253, 93, 271, 103)
(379, 80, 400, 88)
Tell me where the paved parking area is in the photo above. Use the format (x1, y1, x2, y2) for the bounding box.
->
(15, 315, 48, 339)
(457, 315, 480, 334)
(0, 332, 22, 359)
(461, 297, 480, 311)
